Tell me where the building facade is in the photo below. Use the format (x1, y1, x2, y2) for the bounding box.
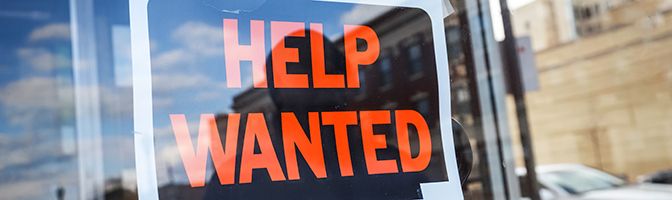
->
(509, 0, 672, 180)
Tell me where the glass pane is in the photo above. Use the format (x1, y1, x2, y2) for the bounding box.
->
(503, 0, 672, 199)
(145, 1, 452, 198)
(0, 1, 78, 199)
(1, 0, 518, 199)
(0, 0, 136, 199)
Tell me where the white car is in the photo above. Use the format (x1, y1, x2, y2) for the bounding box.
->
(517, 164, 672, 200)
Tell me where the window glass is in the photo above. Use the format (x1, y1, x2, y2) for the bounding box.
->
(539, 168, 624, 194)
(407, 44, 424, 76)
(379, 56, 393, 88)
(2, 0, 519, 199)
(505, 0, 672, 199)
(11, 0, 671, 199)
(141, 0, 458, 199)
(0, 1, 78, 199)
(358, 68, 367, 96)
(0, 0, 136, 199)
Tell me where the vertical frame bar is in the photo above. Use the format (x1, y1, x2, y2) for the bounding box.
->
(129, 0, 160, 199)
(463, 0, 507, 198)
(477, 0, 522, 199)
(459, 0, 522, 199)
(69, 0, 105, 199)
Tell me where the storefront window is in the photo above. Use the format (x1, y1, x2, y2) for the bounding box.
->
(2, 0, 671, 199)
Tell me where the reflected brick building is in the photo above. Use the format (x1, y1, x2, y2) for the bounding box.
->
(225, 4, 501, 199)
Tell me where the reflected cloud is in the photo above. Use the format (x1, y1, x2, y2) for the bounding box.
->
(17, 48, 69, 72)
(99, 87, 134, 116)
(152, 73, 216, 93)
(153, 22, 222, 69)
(171, 21, 223, 56)
(159, 145, 181, 167)
(28, 23, 70, 42)
(0, 133, 133, 198)
(0, 10, 50, 21)
(0, 77, 134, 126)
(194, 91, 223, 102)
(0, 169, 77, 200)
(153, 49, 194, 69)
(0, 139, 70, 171)
(0, 77, 62, 127)
(154, 122, 199, 139)
(0, 133, 7, 145)
(153, 97, 175, 108)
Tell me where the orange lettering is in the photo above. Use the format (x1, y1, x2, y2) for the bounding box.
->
(239, 113, 286, 184)
(282, 112, 327, 180)
(271, 21, 309, 88)
(344, 25, 380, 88)
(321, 111, 358, 176)
(360, 110, 398, 175)
(170, 114, 239, 187)
(310, 23, 345, 88)
(223, 19, 267, 88)
(395, 110, 432, 172)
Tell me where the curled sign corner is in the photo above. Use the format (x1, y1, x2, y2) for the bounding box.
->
(443, 0, 454, 18)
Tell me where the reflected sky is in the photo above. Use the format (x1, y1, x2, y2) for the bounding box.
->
(147, 0, 373, 186)
(0, 0, 397, 198)
(0, 0, 136, 199)
(0, 0, 398, 198)
(0, 0, 79, 199)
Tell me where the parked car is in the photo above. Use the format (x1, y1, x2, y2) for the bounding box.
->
(517, 164, 672, 200)
(639, 170, 672, 185)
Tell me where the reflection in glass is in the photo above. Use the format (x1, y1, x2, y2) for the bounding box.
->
(0, 1, 79, 199)
(0, 0, 137, 199)
(146, 1, 452, 199)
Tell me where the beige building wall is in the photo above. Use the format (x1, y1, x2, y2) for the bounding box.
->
(508, 0, 672, 180)
(511, 0, 577, 51)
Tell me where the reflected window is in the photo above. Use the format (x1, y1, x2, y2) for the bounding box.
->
(407, 43, 423, 77)
(446, 26, 462, 61)
(358, 68, 367, 97)
(416, 98, 430, 118)
(379, 55, 392, 89)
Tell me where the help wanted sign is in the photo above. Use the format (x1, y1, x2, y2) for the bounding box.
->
(130, 0, 462, 199)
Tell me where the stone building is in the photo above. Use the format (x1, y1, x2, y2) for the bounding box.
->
(509, 0, 672, 180)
